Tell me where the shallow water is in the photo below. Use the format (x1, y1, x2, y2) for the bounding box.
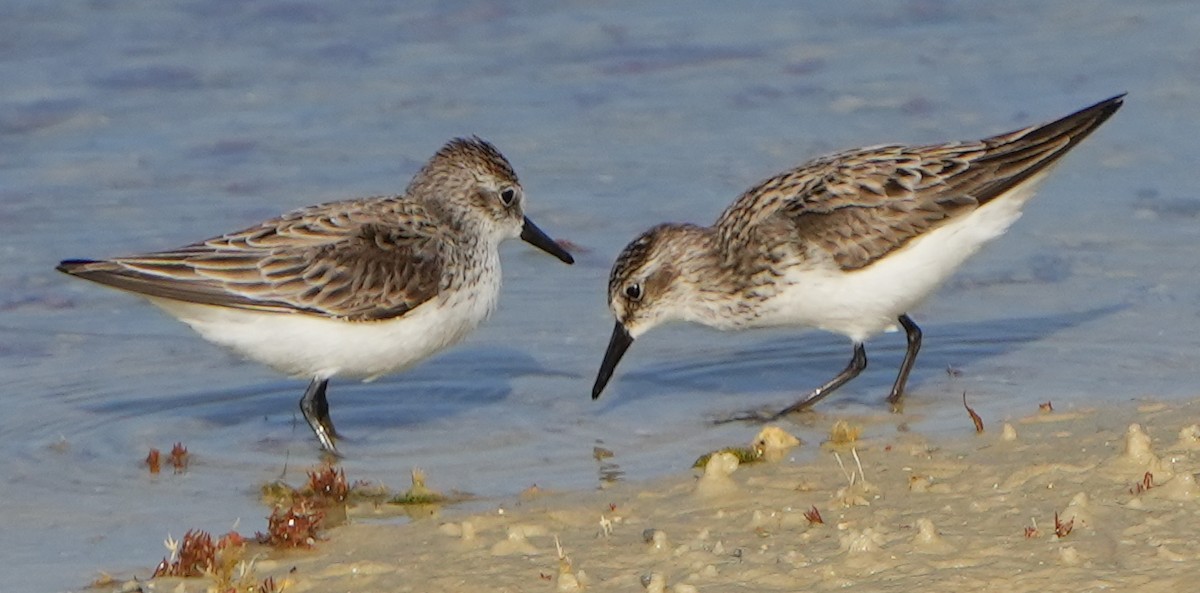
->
(2, 1, 1198, 591)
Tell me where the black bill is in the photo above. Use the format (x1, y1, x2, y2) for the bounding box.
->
(591, 321, 634, 400)
(521, 216, 575, 264)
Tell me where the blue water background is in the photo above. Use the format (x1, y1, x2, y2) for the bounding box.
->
(2, 2, 1198, 590)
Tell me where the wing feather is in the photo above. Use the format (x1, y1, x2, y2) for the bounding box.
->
(57, 197, 445, 321)
(715, 95, 1124, 270)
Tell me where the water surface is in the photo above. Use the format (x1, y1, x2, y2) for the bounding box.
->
(2, 1, 1198, 591)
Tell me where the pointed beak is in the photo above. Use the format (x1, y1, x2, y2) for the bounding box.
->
(592, 321, 634, 400)
(520, 216, 574, 264)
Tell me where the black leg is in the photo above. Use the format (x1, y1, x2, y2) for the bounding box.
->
(768, 343, 868, 420)
(299, 377, 340, 455)
(713, 343, 869, 424)
(886, 314, 922, 405)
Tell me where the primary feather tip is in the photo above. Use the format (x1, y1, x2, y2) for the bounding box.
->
(56, 259, 101, 274)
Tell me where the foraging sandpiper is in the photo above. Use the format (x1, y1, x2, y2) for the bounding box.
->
(60, 137, 574, 453)
(592, 95, 1124, 419)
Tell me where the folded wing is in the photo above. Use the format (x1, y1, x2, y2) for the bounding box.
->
(58, 198, 445, 321)
(716, 94, 1124, 270)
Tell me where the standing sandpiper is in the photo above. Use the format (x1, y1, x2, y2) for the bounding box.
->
(591, 95, 1124, 419)
(59, 137, 574, 454)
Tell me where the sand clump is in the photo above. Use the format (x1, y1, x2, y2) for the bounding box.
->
(96, 399, 1200, 592)
(695, 451, 741, 497)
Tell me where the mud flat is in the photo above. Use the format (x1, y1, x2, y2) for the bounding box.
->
(116, 398, 1200, 592)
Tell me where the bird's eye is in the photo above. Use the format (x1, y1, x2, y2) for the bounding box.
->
(499, 188, 517, 207)
(624, 283, 643, 301)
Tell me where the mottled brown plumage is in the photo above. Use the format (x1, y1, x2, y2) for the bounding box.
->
(59, 198, 446, 321)
(58, 136, 574, 453)
(715, 95, 1124, 271)
(57, 138, 543, 323)
(594, 95, 1125, 419)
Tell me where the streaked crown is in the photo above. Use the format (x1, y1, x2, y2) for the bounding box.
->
(607, 223, 717, 336)
(406, 136, 527, 239)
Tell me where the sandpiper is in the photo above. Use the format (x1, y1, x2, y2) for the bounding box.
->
(59, 137, 575, 453)
(591, 95, 1124, 419)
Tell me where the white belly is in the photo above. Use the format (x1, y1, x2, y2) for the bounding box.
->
(146, 273, 500, 381)
(757, 173, 1047, 342)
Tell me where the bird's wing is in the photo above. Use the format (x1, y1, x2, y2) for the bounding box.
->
(58, 198, 445, 321)
(715, 94, 1124, 270)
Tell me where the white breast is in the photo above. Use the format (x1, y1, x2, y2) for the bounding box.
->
(146, 252, 503, 381)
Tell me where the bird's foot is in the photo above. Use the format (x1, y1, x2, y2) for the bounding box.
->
(310, 419, 343, 458)
(709, 406, 788, 425)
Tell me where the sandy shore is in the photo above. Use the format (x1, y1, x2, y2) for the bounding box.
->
(114, 398, 1200, 592)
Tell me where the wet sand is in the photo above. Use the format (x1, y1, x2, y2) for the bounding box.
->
(8, 5, 1200, 590)
(123, 397, 1199, 592)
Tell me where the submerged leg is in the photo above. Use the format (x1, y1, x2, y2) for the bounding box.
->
(768, 343, 868, 420)
(714, 344, 868, 424)
(299, 377, 339, 454)
(886, 314, 922, 405)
